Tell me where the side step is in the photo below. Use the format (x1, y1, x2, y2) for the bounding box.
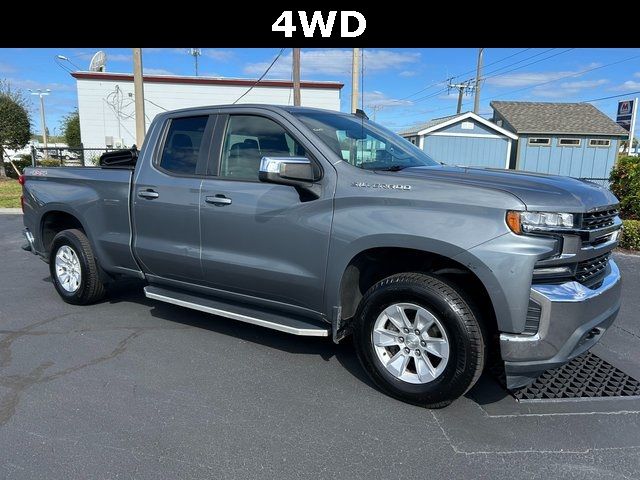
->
(144, 285, 330, 337)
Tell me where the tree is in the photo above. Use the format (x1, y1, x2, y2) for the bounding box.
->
(0, 80, 31, 177)
(61, 109, 81, 148)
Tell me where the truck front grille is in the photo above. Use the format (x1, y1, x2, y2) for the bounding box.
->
(582, 208, 618, 230)
(575, 253, 610, 288)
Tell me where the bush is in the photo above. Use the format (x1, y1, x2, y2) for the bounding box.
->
(609, 156, 640, 220)
(38, 158, 62, 167)
(4, 156, 32, 179)
(620, 219, 640, 251)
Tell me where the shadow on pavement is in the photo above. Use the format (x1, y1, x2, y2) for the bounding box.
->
(96, 283, 513, 407)
(103, 282, 381, 393)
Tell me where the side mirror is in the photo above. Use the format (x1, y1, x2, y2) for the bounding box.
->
(258, 157, 316, 185)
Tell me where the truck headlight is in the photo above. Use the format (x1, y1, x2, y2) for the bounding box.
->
(506, 211, 575, 234)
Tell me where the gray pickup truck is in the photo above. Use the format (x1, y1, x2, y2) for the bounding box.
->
(20, 105, 622, 407)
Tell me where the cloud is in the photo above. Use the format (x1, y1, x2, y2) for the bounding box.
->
(0, 62, 17, 73)
(143, 68, 175, 75)
(243, 49, 420, 78)
(634, 72, 640, 78)
(399, 70, 416, 77)
(203, 49, 234, 61)
(559, 79, 608, 89)
(4, 77, 75, 92)
(532, 78, 609, 98)
(610, 80, 640, 91)
(107, 53, 132, 62)
(363, 90, 412, 108)
(486, 71, 577, 88)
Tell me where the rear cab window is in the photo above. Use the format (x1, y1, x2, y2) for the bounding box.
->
(158, 116, 209, 175)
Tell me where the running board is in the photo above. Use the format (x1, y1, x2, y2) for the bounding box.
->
(144, 286, 330, 337)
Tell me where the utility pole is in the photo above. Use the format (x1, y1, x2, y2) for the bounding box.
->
(474, 48, 484, 114)
(371, 104, 384, 121)
(132, 48, 146, 147)
(448, 79, 474, 114)
(351, 48, 360, 114)
(29, 89, 51, 155)
(292, 48, 301, 106)
(190, 48, 202, 76)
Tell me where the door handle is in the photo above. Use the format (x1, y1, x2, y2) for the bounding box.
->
(138, 189, 159, 199)
(205, 195, 232, 206)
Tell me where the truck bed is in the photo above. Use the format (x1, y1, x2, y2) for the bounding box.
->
(22, 166, 141, 276)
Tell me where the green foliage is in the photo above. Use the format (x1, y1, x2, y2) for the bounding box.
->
(4, 157, 32, 179)
(38, 159, 61, 167)
(0, 81, 31, 177)
(620, 219, 640, 251)
(61, 109, 81, 148)
(609, 156, 640, 220)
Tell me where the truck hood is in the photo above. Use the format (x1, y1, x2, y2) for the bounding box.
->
(394, 166, 618, 212)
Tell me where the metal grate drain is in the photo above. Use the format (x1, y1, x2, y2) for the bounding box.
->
(509, 352, 640, 401)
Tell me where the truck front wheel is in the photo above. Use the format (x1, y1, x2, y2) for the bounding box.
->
(353, 273, 485, 408)
(49, 229, 106, 305)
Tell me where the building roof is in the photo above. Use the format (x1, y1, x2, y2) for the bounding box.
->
(399, 114, 458, 136)
(399, 111, 518, 139)
(491, 101, 627, 136)
(71, 71, 343, 90)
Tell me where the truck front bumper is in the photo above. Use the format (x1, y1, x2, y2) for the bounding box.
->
(500, 258, 621, 389)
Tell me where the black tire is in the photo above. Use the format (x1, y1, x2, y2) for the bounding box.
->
(49, 229, 106, 305)
(353, 272, 485, 408)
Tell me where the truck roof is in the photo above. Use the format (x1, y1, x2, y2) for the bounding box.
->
(155, 104, 351, 117)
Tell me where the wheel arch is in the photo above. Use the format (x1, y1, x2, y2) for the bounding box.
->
(327, 235, 502, 343)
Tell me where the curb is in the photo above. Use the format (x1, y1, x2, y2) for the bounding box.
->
(0, 208, 22, 214)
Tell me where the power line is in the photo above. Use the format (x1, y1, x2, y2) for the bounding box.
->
(581, 91, 640, 103)
(233, 48, 286, 105)
(452, 48, 533, 80)
(394, 52, 640, 125)
(396, 48, 533, 102)
(144, 98, 168, 111)
(480, 48, 575, 82)
(476, 48, 557, 79)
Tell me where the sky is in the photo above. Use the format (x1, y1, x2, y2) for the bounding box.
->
(1, 47, 639, 136)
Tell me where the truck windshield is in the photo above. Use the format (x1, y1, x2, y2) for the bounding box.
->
(293, 111, 439, 171)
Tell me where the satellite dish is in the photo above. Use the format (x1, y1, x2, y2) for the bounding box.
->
(89, 51, 107, 72)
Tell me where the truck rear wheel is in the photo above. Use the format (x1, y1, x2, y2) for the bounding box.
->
(353, 273, 485, 408)
(49, 229, 106, 305)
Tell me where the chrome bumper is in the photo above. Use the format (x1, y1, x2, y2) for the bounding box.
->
(501, 259, 621, 388)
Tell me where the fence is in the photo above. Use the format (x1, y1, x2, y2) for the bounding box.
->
(30, 146, 123, 167)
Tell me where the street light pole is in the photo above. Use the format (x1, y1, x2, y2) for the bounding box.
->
(30, 89, 51, 154)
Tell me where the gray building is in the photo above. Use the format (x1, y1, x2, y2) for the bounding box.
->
(400, 111, 517, 169)
(491, 101, 628, 181)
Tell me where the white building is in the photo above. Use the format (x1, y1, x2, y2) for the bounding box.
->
(73, 72, 344, 148)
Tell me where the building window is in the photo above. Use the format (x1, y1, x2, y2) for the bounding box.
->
(588, 139, 611, 148)
(558, 138, 581, 147)
(409, 137, 416, 145)
(528, 137, 550, 146)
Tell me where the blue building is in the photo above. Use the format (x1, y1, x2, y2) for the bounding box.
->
(400, 111, 517, 169)
(491, 101, 628, 181)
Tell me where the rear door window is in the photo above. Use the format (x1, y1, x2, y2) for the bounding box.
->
(159, 116, 209, 175)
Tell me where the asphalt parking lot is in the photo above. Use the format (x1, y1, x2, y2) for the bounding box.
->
(1, 213, 639, 479)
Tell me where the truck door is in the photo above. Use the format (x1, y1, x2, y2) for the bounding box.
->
(133, 114, 215, 283)
(199, 112, 336, 314)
